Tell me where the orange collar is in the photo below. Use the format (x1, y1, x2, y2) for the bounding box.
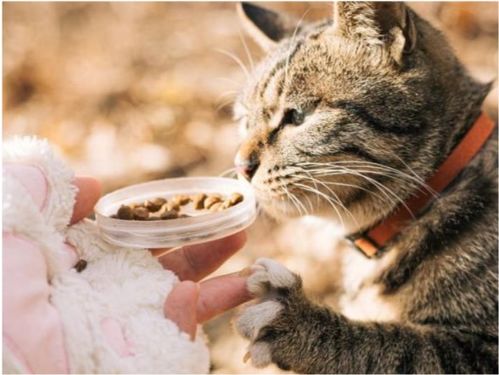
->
(348, 112, 496, 258)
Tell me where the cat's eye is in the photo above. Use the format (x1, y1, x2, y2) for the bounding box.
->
(282, 108, 305, 126)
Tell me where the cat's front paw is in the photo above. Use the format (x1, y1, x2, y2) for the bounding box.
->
(235, 258, 305, 370)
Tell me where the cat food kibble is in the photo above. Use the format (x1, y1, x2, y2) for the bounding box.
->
(172, 195, 190, 206)
(74, 259, 88, 273)
(144, 198, 166, 212)
(117, 205, 134, 220)
(160, 209, 179, 220)
(209, 202, 223, 212)
(229, 192, 243, 205)
(204, 195, 222, 209)
(192, 193, 207, 209)
(166, 201, 180, 211)
(132, 207, 150, 220)
(110, 191, 244, 220)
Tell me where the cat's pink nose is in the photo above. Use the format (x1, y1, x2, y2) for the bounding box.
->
(234, 151, 260, 181)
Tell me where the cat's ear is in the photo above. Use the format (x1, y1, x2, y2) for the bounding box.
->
(238, 2, 300, 50)
(332, 2, 417, 64)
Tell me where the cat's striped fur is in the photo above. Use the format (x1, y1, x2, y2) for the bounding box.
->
(233, 2, 498, 373)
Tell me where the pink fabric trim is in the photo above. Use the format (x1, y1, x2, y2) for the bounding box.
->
(3, 233, 69, 373)
(4, 163, 49, 211)
(100, 317, 135, 357)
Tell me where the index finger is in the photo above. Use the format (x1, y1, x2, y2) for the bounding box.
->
(156, 231, 247, 281)
(197, 273, 253, 323)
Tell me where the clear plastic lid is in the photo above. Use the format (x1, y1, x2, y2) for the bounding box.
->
(94, 177, 257, 249)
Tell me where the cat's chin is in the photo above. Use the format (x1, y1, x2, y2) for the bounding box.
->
(257, 197, 306, 220)
(259, 196, 366, 233)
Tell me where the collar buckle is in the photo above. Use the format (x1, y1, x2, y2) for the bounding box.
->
(346, 233, 380, 259)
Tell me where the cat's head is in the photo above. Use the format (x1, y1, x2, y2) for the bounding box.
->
(234, 2, 489, 232)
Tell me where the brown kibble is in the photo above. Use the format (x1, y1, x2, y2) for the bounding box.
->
(160, 209, 179, 220)
(173, 195, 190, 206)
(192, 193, 207, 209)
(112, 191, 244, 220)
(229, 193, 244, 206)
(166, 201, 180, 211)
(129, 202, 144, 209)
(209, 202, 223, 211)
(144, 197, 166, 212)
(133, 207, 150, 220)
(204, 195, 222, 209)
(74, 259, 88, 273)
(117, 205, 134, 220)
(221, 200, 232, 209)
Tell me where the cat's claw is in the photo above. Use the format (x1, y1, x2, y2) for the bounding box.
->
(235, 258, 301, 368)
(247, 258, 299, 296)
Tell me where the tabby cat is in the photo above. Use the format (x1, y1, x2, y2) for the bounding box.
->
(232, 2, 498, 373)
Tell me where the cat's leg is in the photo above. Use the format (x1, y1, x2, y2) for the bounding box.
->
(235, 258, 498, 374)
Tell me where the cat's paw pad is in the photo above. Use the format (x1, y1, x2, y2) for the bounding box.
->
(247, 257, 300, 297)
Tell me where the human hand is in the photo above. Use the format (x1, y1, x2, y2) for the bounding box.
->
(159, 232, 252, 340)
(73, 177, 252, 341)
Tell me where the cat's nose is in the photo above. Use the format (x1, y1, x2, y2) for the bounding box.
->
(234, 151, 260, 181)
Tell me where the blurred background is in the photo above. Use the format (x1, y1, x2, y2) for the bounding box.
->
(4, 2, 498, 373)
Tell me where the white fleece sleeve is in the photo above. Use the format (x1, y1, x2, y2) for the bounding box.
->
(3, 136, 210, 373)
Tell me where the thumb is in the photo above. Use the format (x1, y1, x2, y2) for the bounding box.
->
(163, 281, 199, 341)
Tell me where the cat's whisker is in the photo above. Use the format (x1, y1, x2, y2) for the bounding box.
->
(215, 91, 239, 112)
(293, 181, 346, 230)
(215, 76, 242, 88)
(315, 168, 432, 212)
(302, 161, 425, 187)
(216, 98, 236, 113)
(299, 163, 434, 206)
(299, 165, 402, 214)
(219, 167, 237, 178)
(301, 190, 315, 214)
(292, 190, 310, 216)
(392, 154, 439, 196)
(315, 179, 388, 204)
(215, 48, 250, 81)
(238, 28, 255, 72)
(287, 185, 309, 216)
(282, 183, 306, 216)
(286, 174, 314, 216)
(300, 160, 438, 198)
(307, 166, 428, 197)
(216, 90, 239, 101)
(291, 167, 358, 225)
(335, 168, 416, 219)
(292, 171, 360, 228)
(284, 7, 311, 85)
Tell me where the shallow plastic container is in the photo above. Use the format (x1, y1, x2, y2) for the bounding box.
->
(94, 177, 257, 249)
